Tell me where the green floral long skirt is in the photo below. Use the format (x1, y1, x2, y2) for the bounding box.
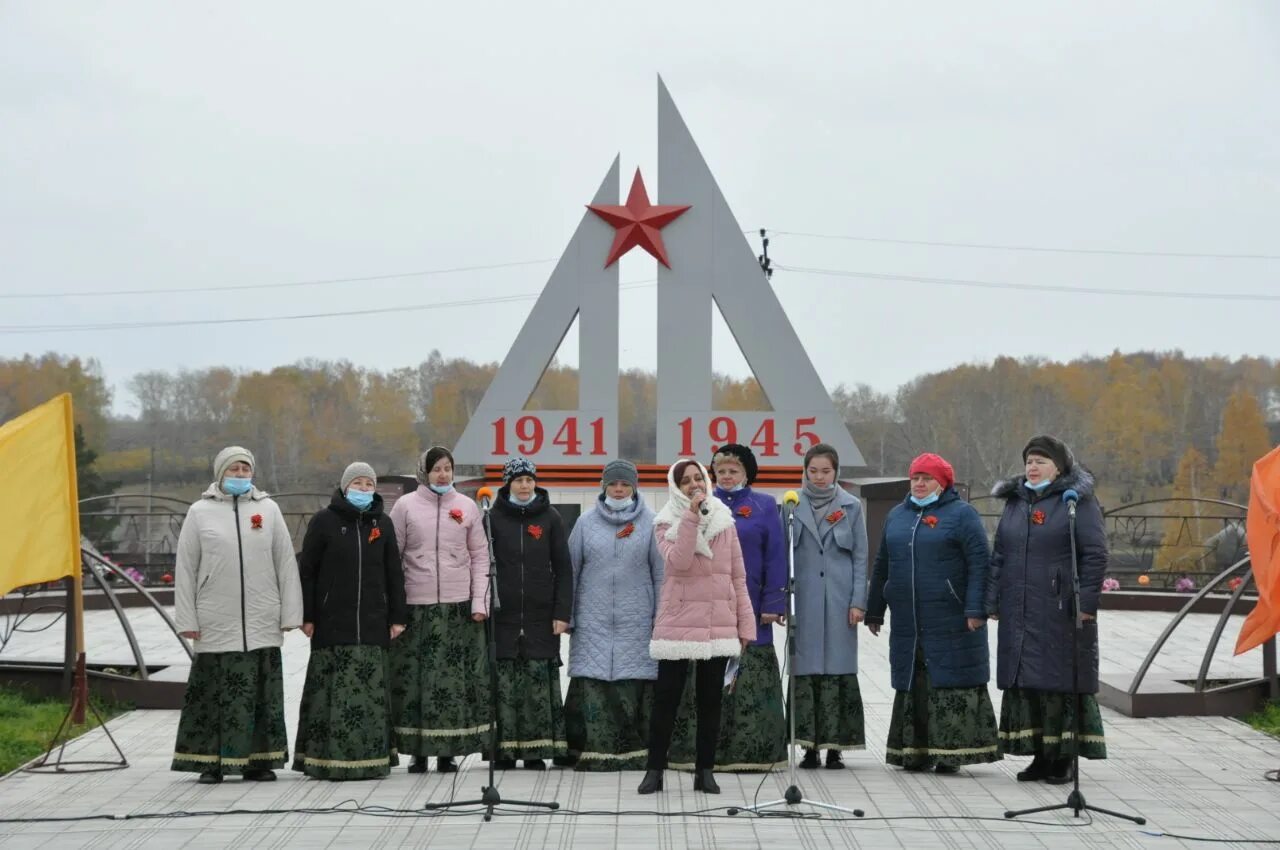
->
(492, 658, 566, 761)
(791, 673, 866, 751)
(171, 647, 287, 775)
(885, 648, 1001, 769)
(998, 687, 1107, 760)
(292, 645, 399, 780)
(669, 644, 787, 771)
(563, 677, 652, 771)
(389, 602, 491, 757)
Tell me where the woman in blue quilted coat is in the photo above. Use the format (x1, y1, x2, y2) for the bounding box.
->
(864, 453, 999, 774)
(561, 459, 665, 771)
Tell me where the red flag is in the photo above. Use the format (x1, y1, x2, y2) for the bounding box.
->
(1235, 444, 1280, 655)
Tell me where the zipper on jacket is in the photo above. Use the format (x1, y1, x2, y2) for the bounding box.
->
(232, 495, 248, 653)
(519, 511, 527, 653)
(356, 516, 364, 644)
(435, 499, 442, 603)
(946, 577, 962, 605)
(909, 510, 922, 676)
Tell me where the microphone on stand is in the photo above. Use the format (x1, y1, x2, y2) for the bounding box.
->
(477, 486, 494, 512)
(1062, 487, 1079, 518)
(782, 490, 800, 511)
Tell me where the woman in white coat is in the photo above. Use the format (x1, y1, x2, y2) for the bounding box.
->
(172, 446, 304, 783)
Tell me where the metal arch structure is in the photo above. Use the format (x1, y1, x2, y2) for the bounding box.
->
(1124, 555, 1276, 700)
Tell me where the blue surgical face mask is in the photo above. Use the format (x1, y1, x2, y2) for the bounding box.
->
(510, 493, 536, 507)
(222, 477, 252, 496)
(1025, 479, 1053, 493)
(604, 495, 632, 511)
(346, 489, 374, 510)
(910, 492, 940, 508)
(428, 483, 453, 495)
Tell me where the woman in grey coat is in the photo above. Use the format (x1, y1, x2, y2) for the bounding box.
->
(792, 443, 869, 769)
(562, 459, 665, 771)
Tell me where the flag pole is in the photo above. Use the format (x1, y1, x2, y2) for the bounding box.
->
(61, 394, 88, 725)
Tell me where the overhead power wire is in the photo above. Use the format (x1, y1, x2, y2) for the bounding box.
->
(770, 230, 1280, 261)
(0, 281, 657, 334)
(0, 258, 560, 301)
(774, 264, 1280, 303)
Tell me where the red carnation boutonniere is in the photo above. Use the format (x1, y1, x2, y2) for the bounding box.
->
(825, 509, 846, 524)
(449, 508, 465, 524)
(617, 522, 635, 539)
(528, 525, 543, 541)
(250, 514, 263, 531)
(922, 515, 939, 528)
(736, 505, 752, 518)
(368, 526, 381, 543)
(1031, 510, 1046, 526)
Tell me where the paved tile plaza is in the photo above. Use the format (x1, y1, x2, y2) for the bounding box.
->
(1, 607, 1278, 849)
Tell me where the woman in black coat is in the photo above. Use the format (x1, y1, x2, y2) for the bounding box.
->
(986, 436, 1108, 785)
(487, 456, 573, 769)
(294, 462, 407, 780)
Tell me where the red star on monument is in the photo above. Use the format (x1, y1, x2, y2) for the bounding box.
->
(587, 169, 691, 268)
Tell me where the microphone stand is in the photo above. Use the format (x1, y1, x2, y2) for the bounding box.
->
(422, 496, 559, 822)
(729, 500, 864, 819)
(1004, 494, 1144, 825)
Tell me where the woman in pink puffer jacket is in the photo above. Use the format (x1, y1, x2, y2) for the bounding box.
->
(639, 459, 755, 797)
(387, 446, 491, 774)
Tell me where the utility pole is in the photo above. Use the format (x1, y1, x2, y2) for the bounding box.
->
(757, 228, 773, 280)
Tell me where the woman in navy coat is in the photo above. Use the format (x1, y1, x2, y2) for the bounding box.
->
(986, 435, 1108, 785)
(865, 453, 999, 774)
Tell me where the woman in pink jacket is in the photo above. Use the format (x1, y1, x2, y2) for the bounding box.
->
(388, 446, 490, 773)
(639, 459, 755, 796)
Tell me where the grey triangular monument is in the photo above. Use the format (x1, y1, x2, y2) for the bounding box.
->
(452, 81, 863, 469)
(452, 158, 621, 464)
(654, 78, 863, 466)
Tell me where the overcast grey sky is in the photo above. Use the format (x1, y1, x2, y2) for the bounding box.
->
(2, 2, 1277, 417)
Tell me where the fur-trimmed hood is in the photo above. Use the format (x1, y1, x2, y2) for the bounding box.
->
(991, 466, 1096, 502)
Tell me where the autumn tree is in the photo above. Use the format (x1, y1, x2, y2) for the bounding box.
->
(1155, 447, 1214, 572)
(1212, 388, 1273, 503)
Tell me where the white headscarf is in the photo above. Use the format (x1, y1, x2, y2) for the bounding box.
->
(654, 459, 736, 558)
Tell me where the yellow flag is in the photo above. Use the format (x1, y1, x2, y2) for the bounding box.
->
(0, 393, 83, 597)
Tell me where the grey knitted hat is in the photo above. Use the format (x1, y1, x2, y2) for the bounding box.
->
(601, 459, 639, 491)
(341, 462, 377, 492)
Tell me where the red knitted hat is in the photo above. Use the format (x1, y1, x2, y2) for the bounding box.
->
(908, 453, 955, 490)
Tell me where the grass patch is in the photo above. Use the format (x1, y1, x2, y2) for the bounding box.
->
(0, 686, 131, 774)
(1243, 700, 1280, 739)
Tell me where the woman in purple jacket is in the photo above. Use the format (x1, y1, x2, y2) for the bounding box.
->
(668, 444, 787, 771)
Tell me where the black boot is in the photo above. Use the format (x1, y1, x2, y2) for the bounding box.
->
(637, 769, 664, 794)
(934, 762, 959, 775)
(825, 749, 845, 770)
(436, 756, 457, 773)
(243, 768, 276, 781)
(493, 758, 517, 770)
(523, 759, 547, 771)
(552, 754, 579, 768)
(408, 756, 427, 774)
(1045, 757, 1075, 785)
(800, 748, 820, 769)
(693, 769, 720, 794)
(1016, 754, 1050, 782)
(197, 770, 222, 784)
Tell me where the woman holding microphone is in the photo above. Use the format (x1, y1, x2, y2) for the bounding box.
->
(639, 458, 756, 795)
